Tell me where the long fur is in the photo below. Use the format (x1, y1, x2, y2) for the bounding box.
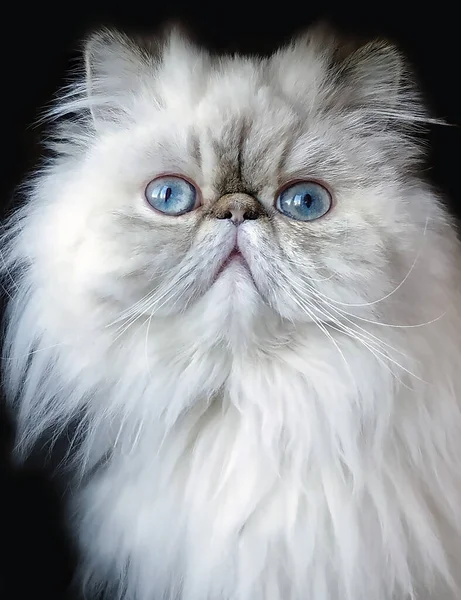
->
(2, 24, 461, 600)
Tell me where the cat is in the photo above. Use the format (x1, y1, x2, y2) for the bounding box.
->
(1, 22, 461, 600)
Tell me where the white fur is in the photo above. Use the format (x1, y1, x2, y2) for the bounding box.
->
(2, 25, 461, 600)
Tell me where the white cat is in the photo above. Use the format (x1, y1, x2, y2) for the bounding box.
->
(2, 23, 461, 600)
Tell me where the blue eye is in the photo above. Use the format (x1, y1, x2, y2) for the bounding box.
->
(276, 181, 332, 221)
(145, 176, 198, 215)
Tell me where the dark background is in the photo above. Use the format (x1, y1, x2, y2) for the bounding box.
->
(1, 3, 460, 599)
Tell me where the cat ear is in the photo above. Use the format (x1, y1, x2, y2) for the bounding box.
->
(332, 36, 433, 129)
(84, 28, 150, 124)
(336, 40, 409, 118)
(343, 40, 403, 101)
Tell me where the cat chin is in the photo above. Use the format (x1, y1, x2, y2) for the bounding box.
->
(202, 260, 264, 332)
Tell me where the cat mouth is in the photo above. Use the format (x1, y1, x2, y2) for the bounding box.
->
(222, 248, 244, 268)
(214, 248, 248, 280)
(211, 246, 261, 292)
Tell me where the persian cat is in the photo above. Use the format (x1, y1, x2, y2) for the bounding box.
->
(2, 22, 461, 600)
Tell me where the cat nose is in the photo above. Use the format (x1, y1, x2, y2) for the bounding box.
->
(210, 193, 265, 226)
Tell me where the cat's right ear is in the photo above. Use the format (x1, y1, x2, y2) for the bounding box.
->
(83, 28, 149, 125)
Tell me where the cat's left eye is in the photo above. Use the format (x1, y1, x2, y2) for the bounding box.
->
(276, 181, 332, 222)
(145, 175, 199, 215)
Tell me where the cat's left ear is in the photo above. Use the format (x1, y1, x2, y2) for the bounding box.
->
(339, 40, 404, 106)
(83, 28, 150, 124)
(332, 37, 432, 128)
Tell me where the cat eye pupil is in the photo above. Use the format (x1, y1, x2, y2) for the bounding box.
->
(292, 193, 313, 209)
(162, 186, 172, 202)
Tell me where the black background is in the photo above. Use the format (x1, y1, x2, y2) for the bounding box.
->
(1, 3, 460, 599)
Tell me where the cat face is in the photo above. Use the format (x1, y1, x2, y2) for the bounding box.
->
(31, 26, 433, 334)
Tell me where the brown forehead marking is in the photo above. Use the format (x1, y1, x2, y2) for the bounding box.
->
(208, 118, 258, 197)
(188, 132, 202, 171)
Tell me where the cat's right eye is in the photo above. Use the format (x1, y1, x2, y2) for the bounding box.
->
(145, 175, 200, 215)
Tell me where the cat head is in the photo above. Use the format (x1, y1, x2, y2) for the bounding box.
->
(8, 24, 439, 342)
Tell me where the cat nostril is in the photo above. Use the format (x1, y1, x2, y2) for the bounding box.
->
(217, 210, 233, 220)
(243, 210, 258, 221)
(216, 209, 260, 223)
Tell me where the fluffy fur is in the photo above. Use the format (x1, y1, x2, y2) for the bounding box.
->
(2, 24, 461, 600)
